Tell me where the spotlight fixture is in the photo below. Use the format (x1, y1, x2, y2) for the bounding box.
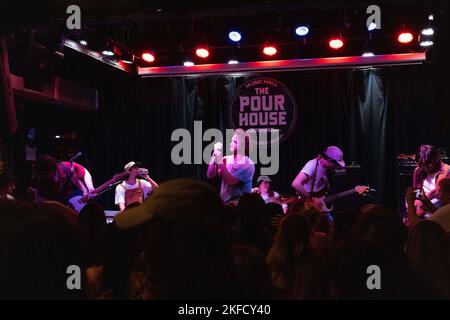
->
(183, 60, 195, 67)
(79, 40, 88, 46)
(421, 28, 434, 36)
(397, 32, 414, 44)
(141, 52, 155, 63)
(295, 26, 309, 36)
(195, 47, 210, 59)
(368, 22, 377, 31)
(101, 41, 115, 56)
(262, 45, 278, 56)
(329, 37, 344, 49)
(229, 31, 242, 42)
(419, 40, 433, 47)
(228, 59, 239, 64)
(102, 50, 114, 56)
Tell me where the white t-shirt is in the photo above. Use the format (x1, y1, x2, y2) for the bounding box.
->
(261, 191, 280, 203)
(428, 204, 450, 233)
(114, 179, 153, 206)
(261, 191, 288, 212)
(422, 172, 439, 197)
(220, 155, 255, 203)
(300, 159, 329, 193)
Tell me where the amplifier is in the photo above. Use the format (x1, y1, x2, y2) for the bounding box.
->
(329, 165, 366, 213)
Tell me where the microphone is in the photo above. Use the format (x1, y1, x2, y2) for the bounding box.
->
(68, 152, 82, 163)
(212, 142, 223, 157)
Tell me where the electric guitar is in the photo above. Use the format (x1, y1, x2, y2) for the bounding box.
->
(272, 185, 371, 212)
(68, 172, 128, 212)
(307, 185, 371, 212)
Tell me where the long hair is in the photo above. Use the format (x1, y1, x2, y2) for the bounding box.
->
(267, 213, 319, 298)
(414, 145, 441, 187)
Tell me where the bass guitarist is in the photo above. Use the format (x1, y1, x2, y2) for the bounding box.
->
(34, 154, 95, 204)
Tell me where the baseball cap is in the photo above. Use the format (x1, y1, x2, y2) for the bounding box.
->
(257, 176, 274, 184)
(324, 146, 345, 167)
(124, 161, 139, 173)
(114, 179, 224, 231)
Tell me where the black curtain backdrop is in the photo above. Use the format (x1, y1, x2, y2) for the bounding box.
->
(76, 61, 449, 211)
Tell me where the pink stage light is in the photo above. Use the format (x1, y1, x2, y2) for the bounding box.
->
(262, 45, 277, 56)
(195, 47, 210, 58)
(398, 32, 414, 44)
(329, 38, 344, 49)
(142, 52, 155, 63)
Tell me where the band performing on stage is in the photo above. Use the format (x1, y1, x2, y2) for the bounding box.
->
(1, 0, 449, 301)
(17, 139, 449, 229)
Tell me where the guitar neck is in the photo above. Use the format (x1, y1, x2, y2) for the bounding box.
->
(325, 188, 356, 203)
(92, 178, 121, 194)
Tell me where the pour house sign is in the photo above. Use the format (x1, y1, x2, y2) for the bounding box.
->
(229, 77, 297, 144)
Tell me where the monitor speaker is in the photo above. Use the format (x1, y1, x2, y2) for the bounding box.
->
(329, 165, 367, 213)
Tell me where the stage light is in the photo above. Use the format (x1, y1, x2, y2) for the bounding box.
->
(262, 45, 277, 56)
(55, 135, 61, 139)
(121, 56, 134, 64)
(195, 47, 210, 59)
(421, 28, 434, 36)
(428, 14, 434, 21)
(79, 40, 88, 46)
(142, 52, 155, 63)
(229, 31, 242, 42)
(362, 52, 374, 57)
(329, 38, 344, 49)
(295, 26, 309, 36)
(368, 22, 377, 31)
(102, 50, 114, 56)
(228, 59, 239, 64)
(183, 60, 194, 67)
(420, 40, 433, 47)
(398, 32, 413, 44)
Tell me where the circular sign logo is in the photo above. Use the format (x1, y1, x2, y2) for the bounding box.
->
(229, 77, 297, 145)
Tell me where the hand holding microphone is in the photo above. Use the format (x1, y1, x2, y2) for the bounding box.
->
(212, 142, 223, 164)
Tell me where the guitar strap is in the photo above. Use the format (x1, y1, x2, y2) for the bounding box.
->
(309, 158, 319, 194)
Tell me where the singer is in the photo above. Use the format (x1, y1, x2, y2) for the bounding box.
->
(207, 128, 255, 205)
(115, 161, 158, 211)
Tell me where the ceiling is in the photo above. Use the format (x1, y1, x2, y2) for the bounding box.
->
(2, 0, 444, 73)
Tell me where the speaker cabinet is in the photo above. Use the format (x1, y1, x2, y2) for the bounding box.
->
(329, 165, 367, 213)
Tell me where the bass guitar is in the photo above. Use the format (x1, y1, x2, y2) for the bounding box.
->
(68, 172, 127, 212)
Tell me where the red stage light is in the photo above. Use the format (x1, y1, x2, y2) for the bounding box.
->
(398, 32, 414, 44)
(329, 38, 344, 49)
(262, 45, 277, 56)
(195, 47, 210, 58)
(142, 52, 155, 63)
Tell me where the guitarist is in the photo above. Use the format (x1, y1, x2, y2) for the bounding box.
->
(411, 144, 450, 218)
(33, 154, 95, 204)
(291, 146, 345, 218)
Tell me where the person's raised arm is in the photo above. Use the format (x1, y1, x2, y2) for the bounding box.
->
(144, 173, 159, 190)
(207, 156, 218, 179)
